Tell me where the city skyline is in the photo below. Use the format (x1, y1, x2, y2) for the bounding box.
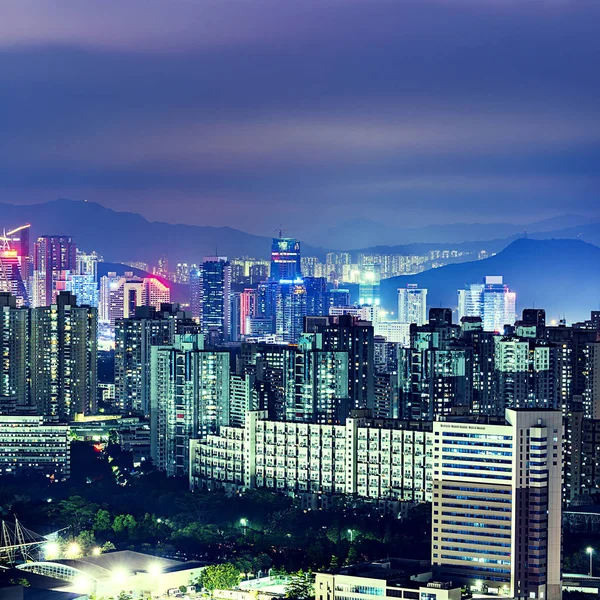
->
(1, 1, 599, 233)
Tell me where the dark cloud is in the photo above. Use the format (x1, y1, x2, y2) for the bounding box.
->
(0, 0, 599, 233)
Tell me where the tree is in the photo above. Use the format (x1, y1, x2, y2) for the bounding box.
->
(57, 496, 98, 534)
(93, 509, 112, 533)
(76, 530, 96, 554)
(285, 570, 314, 600)
(197, 563, 240, 596)
(112, 514, 137, 536)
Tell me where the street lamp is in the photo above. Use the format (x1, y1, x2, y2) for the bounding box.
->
(240, 518, 248, 536)
(587, 547, 594, 577)
(347, 529, 354, 543)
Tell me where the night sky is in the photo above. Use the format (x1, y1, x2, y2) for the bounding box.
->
(1, 1, 599, 235)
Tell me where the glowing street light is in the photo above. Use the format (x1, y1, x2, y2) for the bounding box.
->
(587, 547, 594, 577)
(65, 542, 81, 559)
(92, 546, 102, 556)
(44, 541, 61, 560)
(240, 518, 248, 536)
(347, 529, 354, 543)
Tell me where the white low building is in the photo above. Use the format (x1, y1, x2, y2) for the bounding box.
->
(190, 410, 433, 505)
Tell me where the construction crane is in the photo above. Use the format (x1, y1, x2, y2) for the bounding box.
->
(0, 223, 31, 251)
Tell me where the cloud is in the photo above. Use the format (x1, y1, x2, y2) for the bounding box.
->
(0, 0, 599, 231)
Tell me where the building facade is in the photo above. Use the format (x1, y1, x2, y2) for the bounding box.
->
(30, 292, 98, 420)
(431, 409, 562, 600)
(0, 415, 70, 480)
(190, 410, 433, 504)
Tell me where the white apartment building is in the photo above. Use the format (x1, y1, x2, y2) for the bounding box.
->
(431, 409, 562, 600)
(0, 415, 70, 480)
(190, 411, 433, 504)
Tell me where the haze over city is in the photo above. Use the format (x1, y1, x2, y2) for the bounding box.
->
(1, 3, 600, 600)
(1, 1, 599, 233)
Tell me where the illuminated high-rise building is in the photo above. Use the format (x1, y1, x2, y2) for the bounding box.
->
(458, 277, 516, 333)
(0, 248, 29, 307)
(115, 304, 199, 415)
(0, 292, 30, 403)
(150, 334, 230, 476)
(30, 291, 97, 420)
(494, 336, 558, 413)
(432, 409, 562, 600)
(240, 288, 257, 336)
(270, 237, 301, 282)
(397, 284, 427, 325)
(275, 281, 307, 343)
(201, 256, 231, 344)
(305, 314, 375, 411)
(189, 266, 202, 321)
(457, 283, 484, 321)
(99, 271, 170, 326)
(358, 264, 380, 306)
(32, 235, 77, 307)
(0, 224, 31, 305)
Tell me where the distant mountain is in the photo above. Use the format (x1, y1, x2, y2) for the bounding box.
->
(380, 238, 600, 323)
(0, 199, 327, 264)
(305, 214, 594, 250)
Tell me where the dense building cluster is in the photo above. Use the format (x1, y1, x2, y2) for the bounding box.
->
(1, 224, 599, 600)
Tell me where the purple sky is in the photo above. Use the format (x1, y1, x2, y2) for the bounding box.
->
(1, 0, 599, 235)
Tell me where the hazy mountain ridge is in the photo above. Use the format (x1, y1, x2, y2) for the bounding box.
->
(380, 238, 600, 323)
(306, 214, 595, 250)
(0, 199, 327, 263)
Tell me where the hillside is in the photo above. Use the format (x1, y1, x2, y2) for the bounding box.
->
(303, 214, 594, 250)
(0, 199, 327, 264)
(380, 238, 600, 323)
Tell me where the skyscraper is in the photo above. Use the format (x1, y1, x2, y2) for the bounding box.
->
(306, 315, 374, 411)
(0, 292, 30, 403)
(30, 291, 98, 419)
(114, 304, 199, 415)
(0, 247, 29, 307)
(482, 276, 516, 332)
(270, 237, 301, 282)
(358, 264, 380, 306)
(397, 284, 427, 325)
(99, 272, 170, 326)
(32, 235, 77, 307)
(275, 281, 307, 343)
(432, 409, 562, 600)
(189, 266, 202, 321)
(458, 277, 516, 333)
(150, 334, 230, 476)
(201, 256, 231, 344)
(494, 336, 558, 413)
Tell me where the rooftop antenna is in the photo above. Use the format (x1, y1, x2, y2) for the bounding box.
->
(274, 226, 285, 239)
(523, 229, 528, 239)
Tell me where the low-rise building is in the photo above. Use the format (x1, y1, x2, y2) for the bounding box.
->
(190, 411, 433, 504)
(0, 415, 70, 480)
(315, 572, 460, 600)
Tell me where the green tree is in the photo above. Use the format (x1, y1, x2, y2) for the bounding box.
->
(76, 530, 96, 554)
(285, 570, 314, 600)
(93, 509, 112, 533)
(57, 496, 98, 534)
(197, 563, 240, 596)
(112, 514, 137, 536)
